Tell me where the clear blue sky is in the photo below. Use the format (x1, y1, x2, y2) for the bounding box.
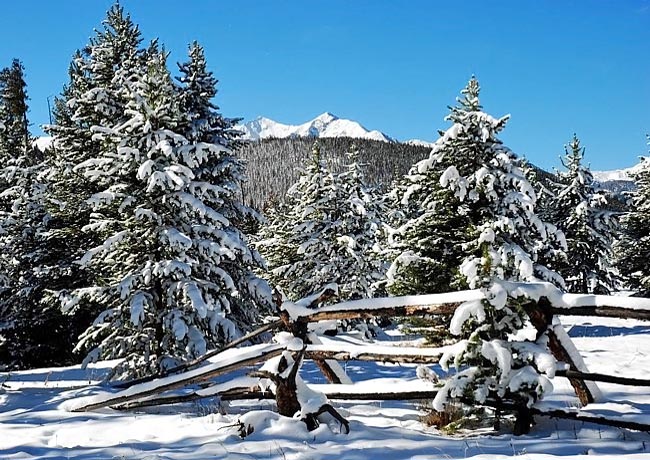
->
(0, 0, 648, 171)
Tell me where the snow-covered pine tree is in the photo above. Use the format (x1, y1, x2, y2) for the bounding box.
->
(46, 3, 144, 207)
(387, 78, 565, 418)
(175, 40, 272, 334)
(258, 142, 386, 302)
(0, 156, 61, 368)
(69, 45, 271, 381)
(176, 41, 242, 149)
(41, 4, 148, 362)
(258, 142, 336, 300)
(384, 91, 478, 295)
(0, 66, 77, 368)
(0, 59, 30, 158)
(329, 145, 387, 299)
(616, 136, 650, 295)
(547, 135, 619, 294)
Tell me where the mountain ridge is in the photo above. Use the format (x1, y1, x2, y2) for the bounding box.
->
(237, 112, 394, 143)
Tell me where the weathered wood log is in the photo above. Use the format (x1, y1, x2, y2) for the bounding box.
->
(549, 305, 650, 321)
(490, 398, 650, 433)
(557, 369, 650, 387)
(279, 303, 349, 384)
(296, 303, 463, 323)
(293, 301, 650, 323)
(323, 390, 440, 401)
(304, 349, 443, 364)
(71, 344, 284, 412)
(250, 347, 350, 433)
(250, 349, 304, 417)
(530, 407, 650, 432)
(283, 286, 650, 324)
(115, 386, 272, 410)
(115, 388, 441, 410)
(523, 298, 597, 406)
(113, 320, 284, 389)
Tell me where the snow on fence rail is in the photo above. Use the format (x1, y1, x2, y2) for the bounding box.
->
(69, 281, 650, 434)
(281, 282, 650, 323)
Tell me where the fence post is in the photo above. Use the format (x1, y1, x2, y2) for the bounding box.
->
(523, 297, 596, 405)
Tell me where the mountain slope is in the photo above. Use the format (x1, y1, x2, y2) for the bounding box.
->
(237, 112, 394, 143)
(592, 163, 644, 183)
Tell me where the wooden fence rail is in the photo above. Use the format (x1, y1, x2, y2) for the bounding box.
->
(69, 282, 650, 434)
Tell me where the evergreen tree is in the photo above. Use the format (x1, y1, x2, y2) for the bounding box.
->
(384, 82, 481, 295)
(0, 59, 30, 158)
(258, 142, 336, 300)
(41, 4, 148, 365)
(0, 58, 81, 369)
(386, 78, 565, 416)
(68, 48, 271, 381)
(176, 41, 241, 148)
(0, 159, 61, 368)
(616, 136, 650, 295)
(258, 143, 386, 302)
(330, 145, 387, 299)
(175, 40, 272, 338)
(45, 3, 144, 234)
(0, 62, 81, 367)
(548, 135, 619, 294)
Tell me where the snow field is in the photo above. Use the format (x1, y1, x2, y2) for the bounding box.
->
(0, 314, 649, 459)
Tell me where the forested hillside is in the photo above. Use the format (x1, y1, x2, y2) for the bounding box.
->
(236, 137, 627, 212)
(238, 137, 430, 209)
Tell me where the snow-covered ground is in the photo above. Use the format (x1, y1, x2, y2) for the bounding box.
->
(1, 315, 649, 459)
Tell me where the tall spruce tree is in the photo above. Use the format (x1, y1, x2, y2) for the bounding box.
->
(384, 86, 478, 295)
(41, 4, 148, 365)
(548, 135, 619, 294)
(175, 40, 272, 337)
(616, 136, 650, 295)
(0, 62, 76, 368)
(330, 145, 387, 299)
(68, 45, 271, 381)
(0, 59, 30, 158)
(0, 158, 60, 368)
(385, 78, 565, 417)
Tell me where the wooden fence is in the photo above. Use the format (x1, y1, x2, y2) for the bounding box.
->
(69, 282, 650, 435)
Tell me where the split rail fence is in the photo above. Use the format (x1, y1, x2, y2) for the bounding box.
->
(70, 282, 650, 435)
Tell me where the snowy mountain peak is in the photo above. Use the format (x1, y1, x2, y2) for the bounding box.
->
(314, 112, 338, 123)
(405, 139, 435, 148)
(237, 113, 394, 143)
(592, 162, 644, 183)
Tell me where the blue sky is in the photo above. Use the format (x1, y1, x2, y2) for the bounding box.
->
(0, 0, 648, 171)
